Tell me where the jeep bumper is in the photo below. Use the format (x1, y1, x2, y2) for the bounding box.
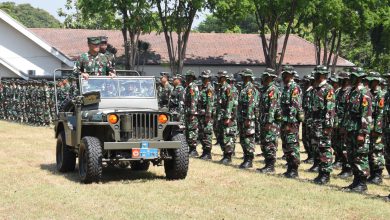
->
(104, 141, 181, 150)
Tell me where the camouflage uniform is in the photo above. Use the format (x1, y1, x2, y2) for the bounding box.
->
(280, 66, 304, 178)
(343, 69, 372, 192)
(311, 66, 336, 184)
(334, 72, 353, 178)
(158, 82, 173, 108)
(184, 70, 200, 156)
(238, 69, 258, 169)
(228, 74, 239, 155)
(366, 72, 385, 184)
(302, 74, 314, 163)
(169, 76, 185, 122)
(217, 71, 235, 164)
(258, 69, 281, 173)
(198, 71, 215, 159)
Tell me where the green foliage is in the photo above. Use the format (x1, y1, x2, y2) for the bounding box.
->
(196, 14, 258, 33)
(0, 1, 61, 28)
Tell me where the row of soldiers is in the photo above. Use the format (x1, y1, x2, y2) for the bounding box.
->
(0, 78, 79, 126)
(158, 65, 390, 194)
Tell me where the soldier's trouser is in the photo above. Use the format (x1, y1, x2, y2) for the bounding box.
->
(199, 116, 213, 150)
(260, 123, 278, 161)
(312, 122, 333, 173)
(221, 119, 236, 154)
(302, 121, 312, 157)
(382, 132, 390, 173)
(368, 134, 385, 172)
(240, 119, 256, 157)
(281, 123, 300, 168)
(185, 115, 199, 149)
(347, 131, 369, 177)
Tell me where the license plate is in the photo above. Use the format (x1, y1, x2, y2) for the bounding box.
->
(132, 141, 158, 159)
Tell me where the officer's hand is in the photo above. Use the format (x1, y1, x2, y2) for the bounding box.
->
(224, 119, 231, 126)
(81, 73, 89, 80)
(357, 134, 365, 143)
(109, 72, 116, 78)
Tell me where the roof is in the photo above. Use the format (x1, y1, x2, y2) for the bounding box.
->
(0, 10, 74, 67)
(0, 56, 29, 80)
(29, 28, 355, 67)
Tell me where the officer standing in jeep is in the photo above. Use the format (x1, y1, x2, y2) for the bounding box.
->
(73, 37, 116, 79)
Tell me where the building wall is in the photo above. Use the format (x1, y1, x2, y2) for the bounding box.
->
(0, 20, 63, 77)
(0, 64, 17, 78)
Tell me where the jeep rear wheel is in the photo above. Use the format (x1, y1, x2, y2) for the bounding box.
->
(56, 131, 76, 172)
(78, 136, 102, 183)
(130, 161, 150, 171)
(164, 133, 189, 180)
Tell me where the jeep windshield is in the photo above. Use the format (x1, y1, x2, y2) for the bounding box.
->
(81, 77, 156, 98)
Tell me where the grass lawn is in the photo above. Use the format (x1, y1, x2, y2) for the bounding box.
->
(0, 120, 389, 220)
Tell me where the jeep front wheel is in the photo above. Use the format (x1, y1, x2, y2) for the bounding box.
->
(56, 131, 76, 172)
(78, 136, 103, 183)
(164, 133, 189, 180)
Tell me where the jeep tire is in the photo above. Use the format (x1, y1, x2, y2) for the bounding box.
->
(56, 131, 76, 172)
(78, 136, 103, 183)
(164, 133, 189, 180)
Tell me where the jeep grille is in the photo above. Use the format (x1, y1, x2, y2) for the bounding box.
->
(120, 113, 159, 140)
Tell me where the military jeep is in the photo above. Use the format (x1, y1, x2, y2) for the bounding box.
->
(54, 76, 189, 183)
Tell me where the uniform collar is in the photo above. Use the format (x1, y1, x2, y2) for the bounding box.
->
(317, 80, 327, 88)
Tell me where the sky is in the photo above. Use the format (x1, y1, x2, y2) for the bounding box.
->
(0, 0, 207, 28)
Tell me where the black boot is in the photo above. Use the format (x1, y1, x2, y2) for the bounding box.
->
(189, 148, 199, 157)
(219, 153, 232, 165)
(343, 174, 359, 190)
(303, 156, 314, 164)
(313, 171, 330, 185)
(308, 159, 319, 173)
(199, 149, 212, 160)
(337, 166, 353, 179)
(284, 165, 299, 178)
(368, 170, 383, 185)
(257, 159, 275, 174)
(350, 176, 368, 193)
(239, 155, 253, 169)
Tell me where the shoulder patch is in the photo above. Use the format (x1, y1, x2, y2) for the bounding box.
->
(248, 89, 253, 97)
(190, 89, 194, 96)
(207, 89, 213, 97)
(362, 96, 368, 107)
(292, 87, 299, 97)
(269, 90, 274, 98)
(326, 89, 334, 100)
(379, 98, 384, 108)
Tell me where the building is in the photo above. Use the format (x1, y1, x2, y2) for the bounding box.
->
(0, 9, 354, 79)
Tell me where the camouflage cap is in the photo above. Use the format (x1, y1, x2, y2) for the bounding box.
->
(87, 37, 101, 45)
(337, 71, 350, 79)
(99, 36, 108, 43)
(200, 70, 212, 78)
(314, 65, 330, 75)
(262, 68, 277, 78)
(172, 74, 182, 80)
(281, 65, 295, 75)
(240, 68, 253, 77)
(227, 73, 236, 81)
(382, 72, 390, 78)
(217, 70, 228, 77)
(184, 70, 196, 77)
(160, 72, 170, 78)
(350, 67, 367, 78)
(329, 73, 339, 82)
(293, 71, 299, 79)
(366, 72, 381, 81)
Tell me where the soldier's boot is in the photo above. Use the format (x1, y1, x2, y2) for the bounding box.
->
(313, 171, 330, 185)
(343, 173, 360, 190)
(303, 156, 314, 164)
(284, 165, 299, 179)
(257, 159, 275, 174)
(219, 153, 232, 165)
(239, 155, 253, 169)
(308, 159, 320, 173)
(199, 149, 212, 160)
(367, 170, 383, 185)
(189, 147, 199, 157)
(337, 166, 353, 179)
(350, 176, 368, 193)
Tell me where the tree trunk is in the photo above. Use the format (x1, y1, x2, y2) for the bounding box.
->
(331, 31, 342, 73)
(327, 30, 337, 68)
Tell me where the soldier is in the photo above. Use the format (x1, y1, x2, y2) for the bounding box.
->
(184, 70, 200, 157)
(310, 66, 335, 184)
(74, 37, 115, 79)
(257, 68, 281, 173)
(227, 74, 239, 155)
(343, 68, 372, 192)
(280, 66, 304, 178)
(238, 69, 258, 169)
(169, 75, 185, 122)
(197, 70, 215, 160)
(217, 71, 235, 164)
(366, 72, 385, 184)
(99, 36, 116, 72)
(384, 73, 390, 177)
(334, 71, 353, 178)
(157, 72, 173, 108)
(302, 73, 315, 164)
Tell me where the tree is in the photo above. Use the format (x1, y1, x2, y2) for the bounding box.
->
(210, 0, 308, 72)
(0, 2, 61, 28)
(196, 14, 258, 34)
(153, 0, 207, 75)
